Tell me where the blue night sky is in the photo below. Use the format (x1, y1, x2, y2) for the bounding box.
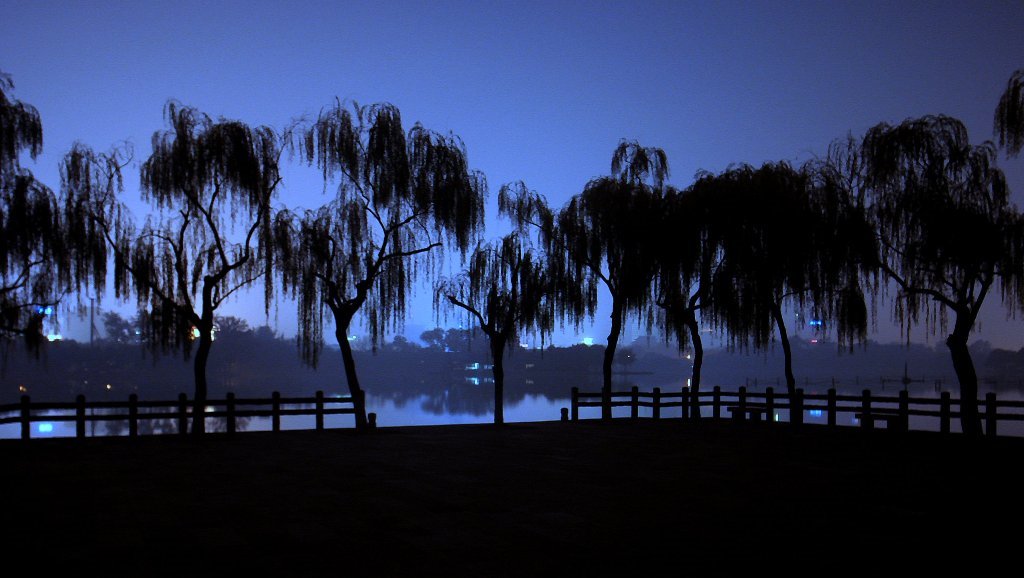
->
(3, 0, 1023, 349)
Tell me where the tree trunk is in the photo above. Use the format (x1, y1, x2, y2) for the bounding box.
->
(490, 336, 506, 425)
(683, 307, 703, 420)
(770, 302, 796, 396)
(191, 279, 216, 435)
(192, 326, 212, 435)
(334, 311, 369, 430)
(947, 315, 982, 436)
(602, 298, 624, 420)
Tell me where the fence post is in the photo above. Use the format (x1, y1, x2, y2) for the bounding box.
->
(940, 392, 951, 435)
(178, 393, 188, 435)
(986, 392, 997, 437)
(766, 387, 775, 423)
(315, 390, 325, 431)
(76, 394, 86, 438)
(861, 389, 872, 430)
(226, 392, 236, 434)
(20, 395, 31, 440)
(898, 390, 909, 432)
(272, 391, 281, 432)
(601, 386, 611, 420)
(354, 390, 366, 428)
(129, 393, 138, 437)
(713, 386, 721, 420)
(571, 387, 579, 421)
(368, 412, 377, 429)
(313, 391, 325, 430)
(793, 389, 804, 427)
(561, 407, 568, 421)
(653, 387, 661, 420)
(681, 386, 690, 422)
(631, 386, 639, 419)
(736, 386, 747, 422)
(827, 388, 837, 428)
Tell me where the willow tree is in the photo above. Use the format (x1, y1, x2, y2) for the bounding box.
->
(1, 71, 46, 345)
(62, 103, 281, 433)
(556, 142, 668, 418)
(1, 72, 99, 350)
(995, 69, 1024, 157)
(654, 183, 720, 407)
(689, 162, 874, 396)
(857, 115, 1021, 435)
(274, 101, 486, 429)
(435, 230, 555, 424)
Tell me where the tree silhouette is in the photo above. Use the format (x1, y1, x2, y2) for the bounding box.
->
(2, 71, 48, 347)
(1, 72, 96, 351)
(215, 315, 251, 338)
(994, 69, 1024, 157)
(684, 162, 874, 396)
(100, 311, 142, 343)
(435, 231, 556, 424)
(559, 143, 667, 417)
(61, 102, 281, 434)
(274, 101, 486, 429)
(654, 184, 719, 409)
(502, 143, 667, 418)
(855, 115, 1021, 435)
(0, 72, 41, 173)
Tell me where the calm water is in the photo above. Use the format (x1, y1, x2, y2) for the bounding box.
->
(4, 381, 1023, 439)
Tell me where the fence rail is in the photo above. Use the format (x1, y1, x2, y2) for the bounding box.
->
(0, 391, 368, 440)
(564, 385, 1024, 437)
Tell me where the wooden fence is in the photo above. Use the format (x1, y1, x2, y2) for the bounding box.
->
(0, 391, 370, 440)
(564, 385, 1024, 437)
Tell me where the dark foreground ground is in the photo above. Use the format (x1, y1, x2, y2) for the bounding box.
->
(3, 419, 1022, 575)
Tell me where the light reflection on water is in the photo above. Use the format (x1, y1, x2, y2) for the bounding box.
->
(3, 383, 1023, 439)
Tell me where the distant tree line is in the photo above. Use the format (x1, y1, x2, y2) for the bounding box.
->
(2, 67, 1024, 433)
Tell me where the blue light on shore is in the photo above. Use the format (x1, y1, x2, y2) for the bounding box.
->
(38, 423, 54, 433)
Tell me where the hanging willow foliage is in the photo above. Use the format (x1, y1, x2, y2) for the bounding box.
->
(0, 72, 42, 175)
(995, 69, 1024, 157)
(434, 231, 557, 423)
(275, 100, 486, 429)
(276, 100, 487, 363)
(860, 115, 1016, 331)
(674, 161, 877, 394)
(64, 104, 280, 352)
(854, 114, 1020, 435)
(2, 72, 95, 350)
(651, 183, 720, 396)
(510, 141, 671, 411)
(61, 103, 281, 433)
(435, 232, 557, 348)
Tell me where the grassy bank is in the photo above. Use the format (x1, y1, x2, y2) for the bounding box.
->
(3, 420, 1021, 575)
